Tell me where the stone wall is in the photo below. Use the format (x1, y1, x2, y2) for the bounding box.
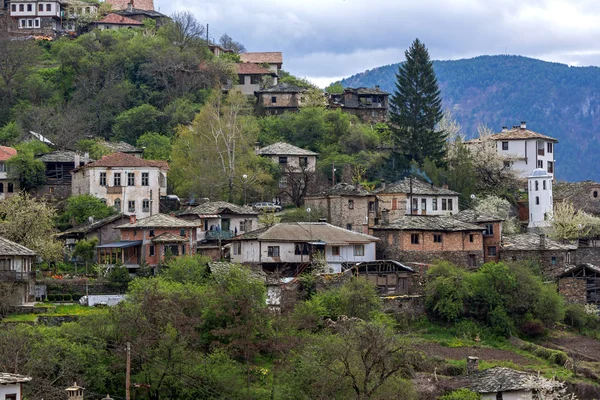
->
(341, 107, 388, 124)
(576, 247, 600, 266)
(381, 295, 425, 319)
(558, 277, 587, 303)
(500, 249, 571, 278)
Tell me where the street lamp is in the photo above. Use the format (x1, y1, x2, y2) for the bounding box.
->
(242, 174, 248, 205)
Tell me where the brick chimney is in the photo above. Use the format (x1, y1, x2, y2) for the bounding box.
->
(129, 214, 137, 224)
(74, 153, 80, 169)
(381, 209, 390, 225)
(520, 121, 527, 130)
(466, 356, 479, 375)
(380, 179, 386, 190)
(442, 184, 449, 190)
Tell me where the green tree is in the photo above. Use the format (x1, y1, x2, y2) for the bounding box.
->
(325, 81, 344, 94)
(59, 194, 116, 229)
(6, 151, 45, 191)
(75, 139, 111, 161)
(136, 132, 172, 161)
(161, 255, 210, 285)
(0, 121, 23, 145)
(390, 38, 445, 166)
(112, 104, 163, 145)
(72, 238, 98, 274)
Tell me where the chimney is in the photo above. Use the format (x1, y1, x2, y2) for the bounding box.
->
(502, 126, 508, 132)
(442, 184, 449, 190)
(375, 85, 380, 91)
(102, 396, 114, 400)
(520, 121, 527, 130)
(254, 142, 260, 154)
(83, 152, 89, 164)
(129, 214, 137, 224)
(381, 209, 390, 225)
(74, 153, 80, 169)
(512, 125, 519, 129)
(466, 356, 479, 375)
(66, 382, 85, 400)
(127, 2, 133, 11)
(380, 179, 386, 190)
(539, 234, 546, 249)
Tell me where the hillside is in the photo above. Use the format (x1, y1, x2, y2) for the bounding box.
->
(339, 55, 600, 182)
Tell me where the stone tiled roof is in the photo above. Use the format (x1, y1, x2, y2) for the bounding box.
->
(240, 52, 283, 64)
(0, 146, 17, 162)
(374, 215, 484, 232)
(0, 236, 36, 256)
(101, 141, 143, 154)
(236, 63, 277, 75)
(235, 222, 379, 244)
(58, 214, 127, 237)
(116, 8, 166, 18)
(96, 13, 143, 25)
(489, 127, 558, 142)
(454, 209, 504, 223)
(308, 183, 372, 197)
(256, 82, 305, 93)
(117, 214, 199, 229)
(151, 233, 188, 243)
(257, 142, 318, 156)
(179, 201, 258, 217)
(558, 263, 600, 278)
(553, 181, 600, 216)
(501, 233, 578, 251)
(345, 87, 390, 96)
(40, 150, 87, 163)
(375, 178, 460, 196)
(0, 372, 32, 384)
(75, 152, 168, 170)
(470, 367, 537, 394)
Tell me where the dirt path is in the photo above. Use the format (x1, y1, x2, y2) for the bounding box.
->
(544, 334, 600, 362)
(416, 343, 534, 365)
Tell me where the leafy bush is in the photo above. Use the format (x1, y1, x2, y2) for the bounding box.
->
(520, 319, 547, 338)
(439, 388, 481, 400)
(454, 319, 482, 340)
(63, 294, 72, 302)
(564, 303, 599, 331)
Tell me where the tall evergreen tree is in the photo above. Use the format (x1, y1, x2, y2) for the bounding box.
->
(390, 39, 446, 166)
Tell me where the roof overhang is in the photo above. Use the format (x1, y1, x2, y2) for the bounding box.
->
(96, 240, 143, 249)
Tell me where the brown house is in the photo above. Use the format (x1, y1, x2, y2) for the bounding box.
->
(558, 263, 600, 304)
(0, 236, 37, 306)
(454, 210, 504, 263)
(328, 86, 389, 123)
(255, 83, 306, 115)
(372, 215, 486, 268)
(58, 213, 130, 257)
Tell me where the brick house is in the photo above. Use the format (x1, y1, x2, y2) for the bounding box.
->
(57, 213, 130, 257)
(558, 263, 600, 304)
(500, 233, 577, 277)
(454, 210, 504, 263)
(328, 86, 389, 123)
(0, 236, 37, 306)
(0, 146, 17, 200)
(372, 215, 486, 268)
(96, 214, 198, 273)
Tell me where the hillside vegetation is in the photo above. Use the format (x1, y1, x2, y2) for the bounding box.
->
(339, 55, 600, 182)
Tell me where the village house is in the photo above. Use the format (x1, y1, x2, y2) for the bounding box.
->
(304, 183, 376, 233)
(0, 372, 32, 400)
(0, 146, 17, 200)
(352, 260, 416, 296)
(208, 44, 233, 58)
(500, 233, 577, 277)
(71, 152, 168, 219)
(469, 366, 561, 400)
(33, 150, 89, 202)
(554, 180, 600, 217)
(328, 86, 390, 123)
(113, 2, 166, 25)
(96, 214, 198, 273)
(104, 0, 155, 11)
(558, 263, 600, 304)
(91, 13, 142, 30)
(8, 0, 64, 34)
(527, 168, 554, 230)
(372, 214, 486, 268)
(454, 210, 503, 263)
(0, 236, 37, 307)
(57, 213, 130, 257)
(240, 51, 283, 74)
(255, 83, 307, 115)
(178, 201, 259, 240)
(101, 140, 144, 158)
(465, 122, 558, 179)
(232, 63, 278, 95)
(230, 222, 379, 275)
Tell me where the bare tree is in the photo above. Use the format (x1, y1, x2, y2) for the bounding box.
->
(166, 11, 205, 50)
(218, 33, 246, 53)
(279, 164, 315, 207)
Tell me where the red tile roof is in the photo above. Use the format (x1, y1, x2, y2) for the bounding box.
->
(0, 146, 17, 162)
(97, 13, 143, 25)
(240, 52, 283, 65)
(236, 63, 277, 75)
(77, 152, 168, 170)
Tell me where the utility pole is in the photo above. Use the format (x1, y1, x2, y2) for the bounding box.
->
(206, 24, 209, 44)
(126, 342, 131, 400)
(331, 162, 336, 187)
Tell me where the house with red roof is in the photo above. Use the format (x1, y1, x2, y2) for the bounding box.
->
(91, 13, 142, 30)
(0, 146, 17, 199)
(71, 152, 169, 219)
(240, 52, 283, 73)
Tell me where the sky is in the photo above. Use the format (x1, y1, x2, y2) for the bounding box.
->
(155, 0, 600, 88)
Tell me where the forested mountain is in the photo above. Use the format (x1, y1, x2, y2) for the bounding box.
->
(339, 55, 600, 182)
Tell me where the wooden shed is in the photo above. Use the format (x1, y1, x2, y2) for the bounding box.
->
(558, 263, 600, 304)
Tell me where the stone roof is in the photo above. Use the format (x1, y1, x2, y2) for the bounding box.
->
(256, 82, 305, 94)
(0, 236, 36, 256)
(0, 146, 17, 162)
(374, 178, 460, 196)
(489, 127, 558, 142)
(151, 232, 188, 243)
(240, 52, 283, 64)
(236, 63, 277, 75)
(257, 142, 318, 156)
(553, 181, 600, 216)
(117, 214, 199, 229)
(454, 209, 504, 223)
(116, 7, 166, 19)
(74, 152, 168, 170)
(209, 261, 268, 282)
(235, 222, 379, 244)
(0, 372, 32, 384)
(40, 150, 86, 163)
(501, 233, 578, 251)
(101, 141, 143, 154)
(559, 263, 600, 278)
(470, 367, 538, 394)
(58, 214, 127, 237)
(308, 182, 372, 198)
(179, 201, 258, 217)
(105, 0, 154, 11)
(373, 215, 485, 232)
(345, 87, 390, 96)
(96, 13, 143, 25)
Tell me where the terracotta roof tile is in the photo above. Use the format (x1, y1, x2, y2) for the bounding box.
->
(0, 146, 17, 162)
(96, 13, 143, 25)
(236, 63, 277, 75)
(240, 52, 283, 64)
(76, 152, 168, 170)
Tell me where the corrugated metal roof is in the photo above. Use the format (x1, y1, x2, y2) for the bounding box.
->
(235, 222, 379, 244)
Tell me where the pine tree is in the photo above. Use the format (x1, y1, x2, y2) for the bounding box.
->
(390, 38, 446, 166)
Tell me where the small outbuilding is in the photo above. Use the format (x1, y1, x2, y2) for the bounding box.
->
(558, 263, 600, 304)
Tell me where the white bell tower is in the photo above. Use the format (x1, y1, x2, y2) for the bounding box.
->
(528, 168, 553, 229)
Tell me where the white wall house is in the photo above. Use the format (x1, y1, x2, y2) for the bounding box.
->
(405, 194, 459, 216)
(528, 168, 553, 229)
(257, 142, 318, 173)
(178, 201, 260, 241)
(0, 373, 32, 400)
(9, 0, 62, 30)
(71, 152, 168, 219)
(231, 222, 379, 274)
(0, 146, 17, 200)
(233, 63, 278, 95)
(0, 236, 37, 306)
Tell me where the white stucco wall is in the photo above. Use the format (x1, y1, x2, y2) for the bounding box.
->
(528, 175, 553, 228)
(266, 154, 317, 172)
(0, 383, 22, 399)
(405, 195, 459, 215)
(481, 390, 532, 400)
(497, 139, 555, 178)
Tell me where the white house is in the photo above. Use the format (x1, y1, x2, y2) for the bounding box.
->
(466, 122, 558, 179)
(9, 0, 63, 31)
(470, 366, 565, 400)
(528, 168, 553, 230)
(0, 373, 32, 400)
(257, 142, 318, 173)
(178, 201, 260, 241)
(233, 63, 278, 95)
(231, 222, 379, 274)
(0, 146, 17, 200)
(239, 52, 283, 74)
(71, 152, 168, 219)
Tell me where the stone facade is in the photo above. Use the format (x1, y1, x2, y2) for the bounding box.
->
(558, 277, 587, 304)
(576, 246, 600, 266)
(305, 194, 375, 234)
(499, 249, 574, 278)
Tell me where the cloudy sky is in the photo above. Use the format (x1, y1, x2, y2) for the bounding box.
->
(155, 0, 600, 87)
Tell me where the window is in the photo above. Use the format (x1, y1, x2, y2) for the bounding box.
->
(128, 200, 135, 212)
(20, 19, 25, 27)
(38, 4, 43, 11)
(27, 4, 32, 11)
(484, 224, 494, 236)
(278, 177, 287, 188)
(496, 391, 503, 400)
(441, 199, 447, 211)
(547, 161, 554, 174)
(536, 196, 540, 205)
(11, 4, 16, 12)
(543, 180, 546, 190)
(0, 183, 3, 193)
(113, 172, 121, 186)
(180, 229, 186, 237)
(432, 199, 438, 211)
(346, 223, 352, 231)
(182, 244, 186, 255)
(142, 199, 150, 212)
(239, 220, 246, 232)
(299, 157, 308, 167)
(250, 75, 261, 85)
(149, 229, 155, 237)
(547, 142, 553, 153)
(114, 198, 121, 211)
(354, 245, 365, 256)
(19, 4, 24, 11)
(34, 19, 39, 27)
(28, 19, 32, 27)
(412, 198, 418, 211)
(537, 160, 543, 169)
(128, 172, 135, 186)
(7, 183, 13, 193)
(433, 234, 442, 243)
(535, 180, 539, 191)
(348, 199, 354, 209)
(268, 246, 280, 257)
(149, 245, 155, 256)
(0, 258, 11, 271)
(469, 234, 474, 243)
(271, 96, 277, 104)
(100, 172, 107, 186)
(488, 246, 497, 256)
(551, 256, 557, 265)
(47, 4, 52, 11)
(421, 198, 427, 211)
(233, 242, 241, 255)
(502, 141, 509, 150)
(295, 243, 309, 255)
(411, 234, 419, 245)
(278, 156, 288, 164)
(448, 199, 453, 211)
(468, 255, 477, 267)
(100, 198, 106, 205)
(594, 191, 599, 199)
(141, 172, 149, 186)
(331, 246, 340, 256)
(5, 394, 17, 400)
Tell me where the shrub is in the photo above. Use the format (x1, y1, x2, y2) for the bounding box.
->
(488, 307, 514, 337)
(47, 294, 55, 302)
(454, 319, 482, 340)
(520, 319, 547, 338)
(439, 388, 481, 400)
(564, 303, 599, 331)
(63, 294, 72, 302)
